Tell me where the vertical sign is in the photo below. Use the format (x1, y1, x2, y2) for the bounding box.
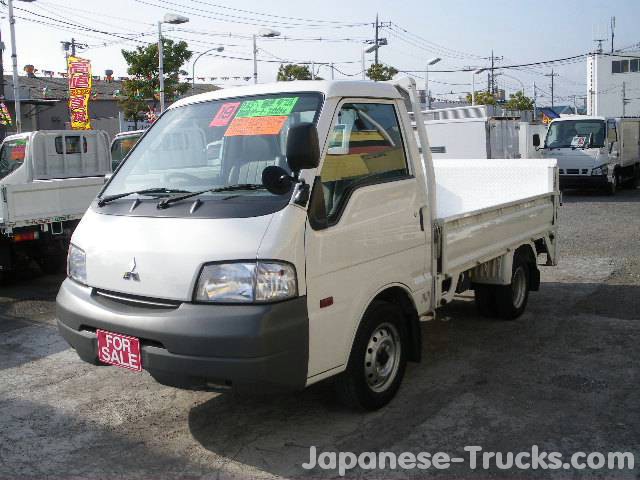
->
(67, 56, 92, 130)
(0, 103, 12, 126)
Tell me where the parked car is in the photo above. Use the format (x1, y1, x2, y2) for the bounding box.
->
(57, 78, 559, 410)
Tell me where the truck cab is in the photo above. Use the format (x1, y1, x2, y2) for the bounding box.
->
(540, 116, 640, 194)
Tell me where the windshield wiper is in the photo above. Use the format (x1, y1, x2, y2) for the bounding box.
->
(157, 184, 266, 209)
(98, 188, 191, 207)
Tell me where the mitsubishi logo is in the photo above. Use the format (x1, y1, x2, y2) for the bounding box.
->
(123, 257, 140, 281)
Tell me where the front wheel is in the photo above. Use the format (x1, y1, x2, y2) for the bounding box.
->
(334, 301, 407, 410)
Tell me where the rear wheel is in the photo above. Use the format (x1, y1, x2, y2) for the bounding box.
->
(494, 255, 530, 320)
(334, 301, 407, 410)
(606, 173, 618, 196)
(38, 255, 66, 275)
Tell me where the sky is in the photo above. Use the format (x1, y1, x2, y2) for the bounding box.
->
(1, 0, 639, 107)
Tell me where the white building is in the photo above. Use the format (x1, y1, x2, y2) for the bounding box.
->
(587, 51, 640, 117)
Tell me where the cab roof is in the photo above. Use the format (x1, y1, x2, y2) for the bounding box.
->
(170, 80, 403, 109)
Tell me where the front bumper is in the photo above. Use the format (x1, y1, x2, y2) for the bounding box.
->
(56, 278, 309, 392)
(559, 174, 609, 190)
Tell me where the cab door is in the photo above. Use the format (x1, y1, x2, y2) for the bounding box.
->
(304, 98, 429, 379)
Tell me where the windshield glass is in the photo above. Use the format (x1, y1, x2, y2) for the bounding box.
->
(111, 133, 143, 169)
(0, 138, 28, 179)
(545, 120, 605, 149)
(103, 93, 323, 198)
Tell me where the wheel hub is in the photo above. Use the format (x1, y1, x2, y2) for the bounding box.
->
(364, 323, 401, 393)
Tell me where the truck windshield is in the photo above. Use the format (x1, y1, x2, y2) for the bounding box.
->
(0, 138, 28, 180)
(545, 120, 605, 149)
(111, 132, 143, 170)
(103, 93, 323, 200)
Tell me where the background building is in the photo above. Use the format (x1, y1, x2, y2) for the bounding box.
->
(587, 51, 640, 117)
(0, 75, 218, 140)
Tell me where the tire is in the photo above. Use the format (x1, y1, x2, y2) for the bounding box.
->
(494, 254, 530, 320)
(606, 173, 618, 196)
(39, 255, 66, 275)
(334, 301, 407, 410)
(474, 284, 497, 317)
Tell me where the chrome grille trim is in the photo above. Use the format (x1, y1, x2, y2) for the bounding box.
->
(94, 289, 180, 308)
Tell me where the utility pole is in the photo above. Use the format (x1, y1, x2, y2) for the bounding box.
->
(611, 16, 616, 53)
(488, 50, 503, 94)
(0, 26, 5, 141)
(533, 82, 537, 120)
(545, 69, 559, 109)
(374, 14, 379, 64)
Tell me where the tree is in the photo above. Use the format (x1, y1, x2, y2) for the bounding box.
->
(465, 90, 496, 106)
(277, 64, 312, 81)
(117, 83, 147, 128)
(366, 63, 398, 82)
(118, 39, 192, 122)
(505, 90, 534, 111)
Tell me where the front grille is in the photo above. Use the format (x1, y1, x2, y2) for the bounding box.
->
(93, 289, 181, 309)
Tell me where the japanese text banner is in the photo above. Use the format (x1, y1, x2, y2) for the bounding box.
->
(67, 56, 92, 130)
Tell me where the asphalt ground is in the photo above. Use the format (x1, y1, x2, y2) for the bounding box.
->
(1, 187, 639, 479)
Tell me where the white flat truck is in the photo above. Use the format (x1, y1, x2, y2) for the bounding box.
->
(56, 78, 559, 410)
(0, 130, 110, 277)
(539, 115, 640, 194)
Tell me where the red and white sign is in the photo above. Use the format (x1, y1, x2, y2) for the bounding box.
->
(97, 329, 142, 372)
(210, 102, 241, 127)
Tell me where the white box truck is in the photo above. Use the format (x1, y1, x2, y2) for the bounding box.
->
(417, 105, 544, 159)
(56, 78, 559, 410)
(0, 130, 110, 277)
(539, 115, 640, 194)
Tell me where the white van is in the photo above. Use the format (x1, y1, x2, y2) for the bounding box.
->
(56, 79, 559, 409)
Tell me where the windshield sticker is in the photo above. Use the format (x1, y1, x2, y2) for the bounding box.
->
(235, 97, 299, 118)
(209, 102, 241, 127)
(571, 135, 587, 148)
(224, 115, 287, 136)
(11, 145, 26, 160)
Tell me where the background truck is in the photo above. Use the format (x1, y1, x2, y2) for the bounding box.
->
(416, 105, 546, 160)
(0, 130, 110, 278)
(57, 78, 559, 410)
(540, 115, 640, 194)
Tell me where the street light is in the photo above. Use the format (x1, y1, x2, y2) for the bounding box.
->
(425, 57, 441, 110)
(192, 46, 224, 92)
(158, 13, 189, 112)
(471, 68, 486, 106)
(253, 28, 280, 84)
(7, 0, 37, 133)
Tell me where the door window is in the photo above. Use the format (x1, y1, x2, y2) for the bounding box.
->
(320, 102, 409, 222)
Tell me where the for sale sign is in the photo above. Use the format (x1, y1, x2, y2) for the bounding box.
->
(97, 329, 142, 372)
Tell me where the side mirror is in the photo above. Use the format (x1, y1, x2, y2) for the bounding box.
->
(262, 165, 294, 195)
(532, 134, 541, 147)
(286, 123, 320, 173)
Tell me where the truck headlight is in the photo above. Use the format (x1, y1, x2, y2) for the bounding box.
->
(195, 261, 297, 303)
(591, 164, 608, 176)
(67, 244, 87, 284)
